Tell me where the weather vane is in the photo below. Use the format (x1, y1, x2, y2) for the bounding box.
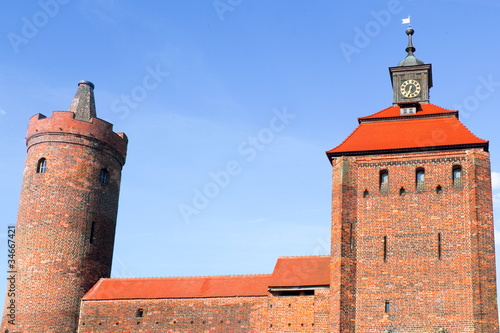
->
(402, 15, 411, 27)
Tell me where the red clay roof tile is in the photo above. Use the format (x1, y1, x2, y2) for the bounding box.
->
(269, 255, 330, 287)
(83, 274, 272, 300)
(82, 256, 331, 300)
(358, 103, 456, 121)
(327, 104, 487, 156)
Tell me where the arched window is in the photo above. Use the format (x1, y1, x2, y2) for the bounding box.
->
(452, 165, 462, 188)
(416, 167, 425, 191)
(379, 169, 389, 193)
(99, 169, 110, 184)
(36, 158, 47, 173)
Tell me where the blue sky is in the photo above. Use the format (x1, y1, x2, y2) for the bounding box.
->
(1, 0, 500, 314)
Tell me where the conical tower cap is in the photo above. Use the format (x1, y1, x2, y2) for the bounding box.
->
(69, 80, 96, 121)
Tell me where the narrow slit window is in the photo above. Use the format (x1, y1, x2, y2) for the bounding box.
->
(399, 187, 406, 196)
(99, 168, 110, 184)
(383, 236, 388, 262)
(37, 158, 47, 173)
(436, 185, 442, 194)
(438, 233, 442, 260)
(363, 189, 369, 198)
(349, 223, 354, 250)
(89, 221, 96, 244)
(385, 301, 390, 313)
(452, 165, 462, 188)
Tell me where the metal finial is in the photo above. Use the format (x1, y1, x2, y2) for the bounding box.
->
(405, 27, 416, 55)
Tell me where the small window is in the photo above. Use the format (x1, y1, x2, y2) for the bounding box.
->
(416, 167, 425, 191)
(385, 301, 390, 313)
(99, 168, 110, 184)
(399, 187, 406, 196)
(452, 165, 462, 188)
(380, 170, 389, 184)
(380, 170, 389, 193)
(383, 236, 388, 262)
(436, 185, 442, 194)
(37, 158, 47, 173)
(400, 107, 416, 115)
(438, 233, 442, 260)
(89, 221, 96, 244)
(363, 189, 369, 198)
(135, 309, 144, 318)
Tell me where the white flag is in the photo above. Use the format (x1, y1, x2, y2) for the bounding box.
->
(402, 16, 411, 24)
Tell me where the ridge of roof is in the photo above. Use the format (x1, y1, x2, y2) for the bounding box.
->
(277, 255, 330, 259)
(95, 273, 272, 281)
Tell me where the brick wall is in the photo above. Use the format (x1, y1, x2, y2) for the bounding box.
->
(330, 148, 499, 332)
(78, 290, 330, 333)
(0, 111, 127, 332)
(330, 156, 357, 332)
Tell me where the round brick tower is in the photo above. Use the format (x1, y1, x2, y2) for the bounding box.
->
(1, 81, 128, 332)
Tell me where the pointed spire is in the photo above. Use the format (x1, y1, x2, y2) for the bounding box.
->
(69, 81, 96, 121)
(397, 28, 424, 66)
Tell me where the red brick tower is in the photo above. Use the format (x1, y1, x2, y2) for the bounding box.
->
(1, 81, 127, 332)
(328, 29, 499, 332)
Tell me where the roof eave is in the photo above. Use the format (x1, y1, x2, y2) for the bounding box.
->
(326, 142, 489, 162)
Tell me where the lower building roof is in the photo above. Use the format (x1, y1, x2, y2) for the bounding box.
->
(82, 255, 330, 300)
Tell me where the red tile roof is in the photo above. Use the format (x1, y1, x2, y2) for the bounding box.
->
(358, 103, 456, 121)
(269, 255, 330, 287)
(327, 104, 487, 156)
(82, 256, 331, 300)
(82, 274, 272, 300)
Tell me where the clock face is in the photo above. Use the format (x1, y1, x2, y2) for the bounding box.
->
(400, 79, 421, 98)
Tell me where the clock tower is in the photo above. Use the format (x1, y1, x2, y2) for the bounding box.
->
(327, 28, 499, 332)
(389, 27, 433, 109)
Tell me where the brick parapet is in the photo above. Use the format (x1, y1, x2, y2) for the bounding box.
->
(27, 111, 127, 164)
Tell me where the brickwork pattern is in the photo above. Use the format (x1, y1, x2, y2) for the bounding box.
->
(330, 149, 499, 332)
(1, 111, 127, 333)
(78, 289, 330, 333)
(330, 156, 358, 333)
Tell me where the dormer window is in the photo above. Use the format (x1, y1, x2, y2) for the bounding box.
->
(400, 106, 416, 115)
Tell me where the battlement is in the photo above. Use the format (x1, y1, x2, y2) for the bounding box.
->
(26, 111, 128, 158)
